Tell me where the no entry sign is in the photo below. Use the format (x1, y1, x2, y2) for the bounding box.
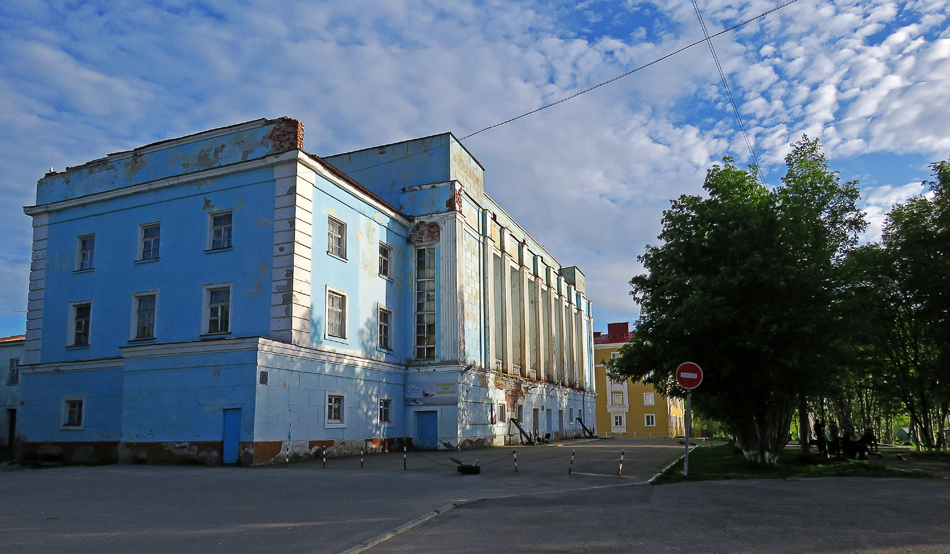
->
(676, 362, 703, 389)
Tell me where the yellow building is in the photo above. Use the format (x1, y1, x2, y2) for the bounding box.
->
(593, 323, 685, 438)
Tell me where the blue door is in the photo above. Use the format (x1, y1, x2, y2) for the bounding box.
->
(223, 408, 241, 464)
(415, 411, 438, 450)
(546, 409, 552, 439)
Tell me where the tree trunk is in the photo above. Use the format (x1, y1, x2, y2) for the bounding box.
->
(799, 396, 810, 456)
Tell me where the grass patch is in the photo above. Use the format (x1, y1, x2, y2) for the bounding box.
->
(652, 442, 936, 485)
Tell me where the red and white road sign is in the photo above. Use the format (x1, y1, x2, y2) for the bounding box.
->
(676, 362, 703, 389)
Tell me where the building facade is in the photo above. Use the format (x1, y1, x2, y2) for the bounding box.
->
(1, 335, 24, 450)
(18, 117, 595, 465)
(594, 322, 684, 439)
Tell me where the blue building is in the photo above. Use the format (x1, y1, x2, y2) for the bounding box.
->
(19, 118, 595, 465)
(1, 334, 24, 450)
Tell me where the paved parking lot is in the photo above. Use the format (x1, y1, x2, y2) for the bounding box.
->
(3, 438, 948, 553)
(0, 438, 682, 553)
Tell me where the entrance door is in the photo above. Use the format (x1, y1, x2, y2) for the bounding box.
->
(222, 408, 241, 464)
(532, 408, 540, 440)
(558, 409, 564, 440)
(545, 409, 552, 439)
(6, 409, 15, 448)
(415, 411, 438, 450)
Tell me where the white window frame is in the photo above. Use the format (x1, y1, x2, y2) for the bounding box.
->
(378, 305, 393, 351)
(415, 246, 436, 359)
(645, 414, 656, 427)
(610, 351, 620, 360)
(130, 291, 158, 341)
(326, 287, 348, 341)
(62, 395, 85, 429)
(614, 414, 624, 427)
(378, 397, 392, 426)
(498, 403, 506, 425)
(138, 222, 161, 261)
(209, 210, 233, 251)
(612, 393, 623, 406)
(76, 234, 95, 271)
(67, 301, 92, 347)
(202, 283, 232, 335)
(378, 242, 393, 279)
(643, 392, 655, 406)
(325, 391, 346, 428)
(7, 358, 19, 385)
(327, 217, 346, 259)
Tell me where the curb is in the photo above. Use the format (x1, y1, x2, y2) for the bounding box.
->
(338, 501, 467, 554)
(649, 453, 686, 484)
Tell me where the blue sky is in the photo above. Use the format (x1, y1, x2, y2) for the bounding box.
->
(0, 0, 948, 337)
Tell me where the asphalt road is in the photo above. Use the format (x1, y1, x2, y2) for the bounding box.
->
(1, 438, 947, 553)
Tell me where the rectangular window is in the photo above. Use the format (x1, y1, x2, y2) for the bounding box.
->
(612, 393, 623, 406)
(72, 303, 91, 346)
(77, 235, 95, 270)
(643, 392, 655, 406)
(415, 246, 436, 359)
(327, 394, 344, 423)
(379, 243, 392, 278)
(210, 211, 232, 250)
(614, 415, 624, 427)
(327, 289, 347, 339)
(645, 414, 656, 427)
(64, 398, 84, 427)
(7, 358, 19, 385)
(378, 307, 392, 350)
(206, 286, 231, 334)
(379, 398, 392, 424)
(498, 403, 506, 423)
(328, 217, 346, 259)
(140, 223, 160, 260)
(134, 294, 157, 339)
(610, 351, 620, 360)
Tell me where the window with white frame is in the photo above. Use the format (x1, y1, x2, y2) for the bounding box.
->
(643, 392, 655, 406)
(204, 285, 231, 335)
(378, 306, 392, 350)
(77, 235, 95, 270)
(326, 392, 345, 427)
(415, 246, 436, 359)
(612, 393, 623, 406)
(132, 293, 157, 340)
(326, 288, 347, 339)
(69, 302, 92, 346)
(614, 415, 624, 427)
(645, 414, 656, 427)
(378, 398, 392, 424)
(7, 358, 19, 385)
(63, 397, 84, 428)
(137, 223, 160, 261)
(498, 403, 506, 423)
(210, 211, 232, 250)
(378, 242, 392, 278)
(610, 351, 620, 360)
(328, 217, 346, 259)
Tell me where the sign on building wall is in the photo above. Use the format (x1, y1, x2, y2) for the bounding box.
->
(406, 382, 458, 405)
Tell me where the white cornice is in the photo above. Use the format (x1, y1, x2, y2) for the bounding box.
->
(120, 337, 264, 358)
(24, 357, 123, 373)
(257, 338, 408, 375)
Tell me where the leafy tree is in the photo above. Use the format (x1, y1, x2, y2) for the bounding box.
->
(843, 159, 950, 451)
(610, 138, 865, 464)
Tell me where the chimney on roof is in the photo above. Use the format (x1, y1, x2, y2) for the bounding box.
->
(607, 322, 629, 338)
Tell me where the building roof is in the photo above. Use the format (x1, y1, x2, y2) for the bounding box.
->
(593, 322, 632, 345)
(0, 334, 25, 343)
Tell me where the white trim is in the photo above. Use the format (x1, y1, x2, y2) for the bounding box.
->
(67, 301, 92, 347)
(207, 210, 233, 251)
(129, 291, 159, 341)
(75, 234, 95, 271)
(137, 221, 161, 261)
(202, 283, 233, 336)
(325, 390, 346, 428)
(645, 413, 657, 427)
(327, 216, 347, 259)
(61, 395, 85, 430)
(378, 242, 393, 279)
(377, 304, 393, 352)
(377, 396, 393, 427)
(325, 286, 348, 342)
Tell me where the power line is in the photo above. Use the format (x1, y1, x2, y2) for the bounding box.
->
(461, 0, 801, 141)
(691, 0, 760, 167)
(342, 0, 801, 177)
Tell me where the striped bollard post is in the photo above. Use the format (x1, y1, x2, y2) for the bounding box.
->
(619, 450, 624, 476)
(513, 449, 518, 473)
(322, 453, 326, 469)
(403, 446, 407, 471)
(360, 449, 364, 469)
(569, 449, 575, 474)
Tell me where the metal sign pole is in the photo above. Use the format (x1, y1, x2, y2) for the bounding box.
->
(684, 390, 691, 478)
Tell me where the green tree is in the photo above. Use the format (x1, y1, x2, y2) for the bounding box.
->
(611, 138, 865, 464)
